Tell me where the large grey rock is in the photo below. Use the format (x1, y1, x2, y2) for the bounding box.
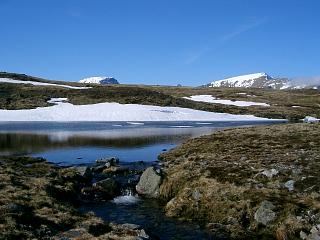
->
(254, 201, 276, 226)
(136, 167, 162, 198)
(261, 169, 279, 178)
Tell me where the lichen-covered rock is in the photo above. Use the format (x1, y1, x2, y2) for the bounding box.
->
(261, 168, 279, 178)
(284, 180, 295, 191)
(136, 167, 162, 198)
(254, 201, 276, 226)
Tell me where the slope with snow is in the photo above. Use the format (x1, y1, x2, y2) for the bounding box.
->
(0, 78, 90, 89)
(0, 98, 281, 122)
(208, 72, 290, 89)
(79, 76, 119, 85)
(184, 95, 270, 107)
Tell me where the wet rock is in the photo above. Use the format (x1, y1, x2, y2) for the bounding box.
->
(136, 167, 162, 198)
(122, 223, 141, 230)
(92, 178, 119, 199)
(72, 166, 92, 179)
(96, 156, 119, 165)
(91, 164, 108, 173)
(103, 166, 129, 175)
(284, 180, 295, 191)
(206, 223, 230, 238)
(254, 201, 276, 226)
(109, 223, 150, 239)
(54, 228, 89, 239)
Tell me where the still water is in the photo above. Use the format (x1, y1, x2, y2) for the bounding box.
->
(0, 121, 276, 165)
(0, 121, 281, 239)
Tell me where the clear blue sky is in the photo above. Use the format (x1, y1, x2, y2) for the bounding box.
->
(0, 0, 319, 86)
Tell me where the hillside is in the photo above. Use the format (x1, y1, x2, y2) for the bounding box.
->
(0, 72, 320, 121)
(158, 123, 320, 239)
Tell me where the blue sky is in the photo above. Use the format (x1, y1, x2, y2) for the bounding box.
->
(0, 0, 319, 86)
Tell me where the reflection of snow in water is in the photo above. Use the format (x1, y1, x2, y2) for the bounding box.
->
(126, 122, 145, 125)
(170, 126, 192, 128)
(1, 127, 218, 142)
(195, 122, 213, 125)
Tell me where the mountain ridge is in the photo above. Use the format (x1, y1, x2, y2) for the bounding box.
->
(207, 72, 319, 90)
(79, 76, 119, 85)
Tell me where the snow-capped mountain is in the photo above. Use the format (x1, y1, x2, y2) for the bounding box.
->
(207, 72, 290, 89)
(79, 76, 119, 85)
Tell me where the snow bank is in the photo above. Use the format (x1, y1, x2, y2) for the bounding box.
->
(303, 116, 320, 123)
(184, 95, 270, 107)
(0, 78, 91, 89)
(0, 98, 279, 122)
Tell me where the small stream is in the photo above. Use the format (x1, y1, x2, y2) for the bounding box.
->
(80, 196, 214, 239)
(0, 121, 282, 239)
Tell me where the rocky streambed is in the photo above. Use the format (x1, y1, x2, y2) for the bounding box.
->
(0, 153, 212, 239)
(0, 155, 156, 239)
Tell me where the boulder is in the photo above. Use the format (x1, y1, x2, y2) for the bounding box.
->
(254, 201, 276, 226)
(136, 167, 162, 198)
(96, 157, 119, 165)
(92, 178, 119, 199)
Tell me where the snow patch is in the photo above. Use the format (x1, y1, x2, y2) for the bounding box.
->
(0, 98, 281, 122)
(184, 95, 270, 107)
(0, 78, 91, 89)
(303, 116, 320, 123)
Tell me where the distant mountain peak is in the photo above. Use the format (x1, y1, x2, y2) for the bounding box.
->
(79, 76, 119, 85)
(207, 72, 288, 89)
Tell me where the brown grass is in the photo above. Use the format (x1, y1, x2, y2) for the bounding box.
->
(159, 123, 320, 239)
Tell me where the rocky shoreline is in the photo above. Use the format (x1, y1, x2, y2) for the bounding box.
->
(2, 123, 320, 239)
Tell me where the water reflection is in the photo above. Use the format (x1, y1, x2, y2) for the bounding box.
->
(0, 121, 279, 165)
